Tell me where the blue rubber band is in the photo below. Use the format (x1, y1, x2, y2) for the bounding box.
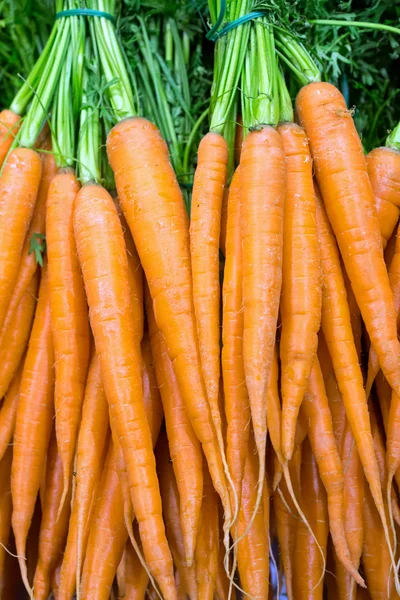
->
(55, 8, 116, 23)
(207, 8, 267, 41)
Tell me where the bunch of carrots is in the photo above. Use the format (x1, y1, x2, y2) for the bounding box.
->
(1, 0, 400, 598)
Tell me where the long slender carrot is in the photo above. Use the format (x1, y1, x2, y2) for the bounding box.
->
(293, 438, 328, 600)
(0, 361, 23, 463)
(26, 499, 41, 589)
(51, 558, 62, 600)
(266, 347, 282, 465)
(314, 186, 388, 552)
(219, 187, 229, 255)
(367, 147, 400, 249)
(0, 269, 39, 400)
(141, 331, 164, 448)
(124, 533, 149, 600)
(318, 332, 346, 449)
(0, 109, 20, 167)
(74, 183, 176, 600)
(107, 118, 231, 525)
(302, 357, 364, 586)
(32, 432, 72, 600)
(157, 432, 198, 600)
(222, 166, 250, 510)
(278, 122, 321, 461)
(0, 150, 56, 341)
(297, 82, 400, 400)
(147, 294, 202, 566)
(57, 353, 110, 600)
(0, 147, 41, 332)
(46, 169, 90, 512)
(190, 132, 228, 477)
(239, 126, 286, 526)
(11, 263, 54, 595)
(342, 268, 363, 363)
(215, 502, 230, 600)
(0, 447, 13, 580)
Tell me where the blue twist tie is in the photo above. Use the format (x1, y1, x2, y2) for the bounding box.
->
(206, 7, 267, 41)
(55, 8, 116, 23)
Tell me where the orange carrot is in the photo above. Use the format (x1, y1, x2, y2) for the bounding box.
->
(0, 147, 41, 332)
(51, 558, 62, 600)
(222, 166, 250, 509)
(0, 109, 20, 167)
(0, 362, 23, 462)
(107, 118, 231, 524)
(141, 331, 164, 448)
(33, 432, 72, 600)
(278, 122, 321, 462)
(240, 126, 286, 520)
(190, 132, 228, 474)
(46, 169, 90, 511)
(219, 186, 229, 254)
(124, 533, 149, 600)
(11, 264, 54, 594)
(215, 503, 229, 600)
(74, 183, 175, 600)
(0, 447, 13, 579)
(266, 347, 282, 465)
(318, 332, 346, 449)
(147, 298, 202, 566)
(293, 438, 328, 600)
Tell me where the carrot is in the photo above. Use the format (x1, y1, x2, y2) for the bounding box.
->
(234, 115, 243, 166)
(302, 357, 364, 586)
(0, 150, 56, 341)
(266, 347, 282, 467)
(190, 132, 228, 475)
(366, 147, 400, 249)
(74, 183, 175, 600)
(222, 166, 251, 509)
(0, 362, 23, 463)
(293, 438, 328, 600)
(33, 432, 72, 600)
(278, 122, 321, 461)
(297, 83, 400, 401)
(215, 503, 230, 600)
(314, 186, 388, 554)
(0, 258, 40, 402)
(0, 109, 20, 167)
(80, 441, 129, 600)
(157, 432, 198, 600)
(318, 332, 346, 449)
(342, 268, 363, 363)
(0, 147, 41, 332)
(46, 169, 90, 513)
(26, 499, 41, 589)
(141, 331, 164, 448)
(58, 353, 110, 600)
(0, 447, 13, 580)
(239, 126, 286, 528)
(124, 533, 149, 600)
(107, 118, 231, 525)
(147, 297, 202, 565)
(237, 433, 270, 600)
(11, 263, 54, 594)
(51, 558, 62, 600)
(219, 186, 229, 254)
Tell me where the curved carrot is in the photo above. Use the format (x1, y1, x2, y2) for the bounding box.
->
(240, 126, 286, 520)
(141, 331, 164, 448)
(190, 132, 228, 470)
(342, 268, 363, 363)
(222, 166, 250, 509)
(367, 147, 400, 249)
(11, 264, 54, 595)
(0, 359, 23, 463)
(237, 433, 269, 600)
(0, 109, 20, 167)
(0, 147, 41, 332)
(58, 353, 110, 600)
(147, 297, 202, 566)
(314, 187, 387, 550)
(46, 169, 90, 513)
(107, 117, 231, 526)
(302, 358, 364, 586)
(33, 432, 72, 600)
(293, 438, 328, 600)
(297, 82, 400, 400)
(278, 122, 321, 461)
(157, 432, 198, 600)
(318, 332, 346, 449)
(0, 447, 13, 579)
(0, 269, 39, 400)
(74, 183, 175, 600)
(0, 150, 56, 341)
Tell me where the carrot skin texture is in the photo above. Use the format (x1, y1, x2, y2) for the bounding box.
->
(318, 332, 346, 449)
(278, 122, 321, 461)
(0, 353, 23, 463)
(141, 331, 164, 448)
(0, 109, 20, 167)
(147, 299, 202, 565)
(0, 447, 13, 579)
(222, 166, 251, 507)
(32, 433, 72, 600)
(297, 82, 400, 398)
(124, 535, 149, 600)
(11, 264, 54, 591)
(74, 183, 175, 600)
(107, 117, 230, 521)
(293, 439, 328, 600)
(190, 131, 228, 449)
(0, 147, 41, 332)
(47, 169, 90, 505)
